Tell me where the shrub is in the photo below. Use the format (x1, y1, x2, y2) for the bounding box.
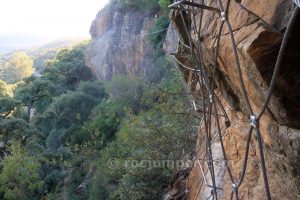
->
(0, 141, 43, 200)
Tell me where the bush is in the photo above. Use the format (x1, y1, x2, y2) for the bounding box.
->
(159, 0, 172, 9)
(110, 0, 160, 11)
(0, 141, 43, 200)
(148, 16, 170, 49)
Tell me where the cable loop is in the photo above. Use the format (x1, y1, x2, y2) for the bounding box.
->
(209, 95, 214, 103)
(250, 115, 257, 128)
(232, 183, 238, 192)
(220, 12, 227, 21)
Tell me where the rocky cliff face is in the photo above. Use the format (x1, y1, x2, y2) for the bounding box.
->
(86, 1, 300, 199)
(166, 0, 300, 200)
(86, 6, 157, 80)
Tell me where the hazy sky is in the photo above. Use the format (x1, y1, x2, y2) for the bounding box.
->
(0, 0, 109, 38)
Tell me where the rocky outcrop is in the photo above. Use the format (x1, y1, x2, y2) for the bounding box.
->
(86, 1, 300, 199)
(86, 6, 157, 80)
(168, 0, 300, 200)
(163, 22, 179, 55)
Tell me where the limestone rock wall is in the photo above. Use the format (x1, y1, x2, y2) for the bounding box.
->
(169, 0, 300, 199)
(86, 1, 300, 199)
(86, 7, 157, 80)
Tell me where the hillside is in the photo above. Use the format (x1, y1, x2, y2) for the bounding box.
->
(87, 0, 300, 199)
(0, 0, 195, 199)
(0, 38, 88, 84)
(0, 0, 299, 200)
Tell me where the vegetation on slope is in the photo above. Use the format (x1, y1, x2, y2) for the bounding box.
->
(0, 0, 197, 199)
(110, 0, 171, 11)
(0, 51, 34, 83)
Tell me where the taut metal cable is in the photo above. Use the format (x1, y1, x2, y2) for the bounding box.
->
(169, 0, 299, 199)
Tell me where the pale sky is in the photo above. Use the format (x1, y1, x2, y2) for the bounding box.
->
(0, 0, 109, 38)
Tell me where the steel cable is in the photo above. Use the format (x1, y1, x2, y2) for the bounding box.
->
(168, 1, 298, 200)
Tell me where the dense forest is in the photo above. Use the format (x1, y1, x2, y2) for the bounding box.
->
(0, 0, 198, 199)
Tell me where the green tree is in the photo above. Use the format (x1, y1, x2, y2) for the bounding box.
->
(159, 0, 172, 9)
(37, 91, 96, 152)
(110, 0, 159, 11)
(43, 44, 93, 90)
(0, 141, 43, 200)
(0, 42, 107, 200)
(0, 52, 34, 83)
(147, 16, 170, 49)
(14, 77, 57, 119)
(105, 75, 142, 113)
(87, 67, 197, 200)
(0, 79, 15, 97)
(0, 96, 20, 119)
(0, 118, 37, 144)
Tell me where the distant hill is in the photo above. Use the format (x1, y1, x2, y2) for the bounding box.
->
(0, 33, 52, 54)
(0, 37, 89, 73)
(27, 38, 89, 72)
(26, 38, 88, 57)
(0, 33, 88, 54)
